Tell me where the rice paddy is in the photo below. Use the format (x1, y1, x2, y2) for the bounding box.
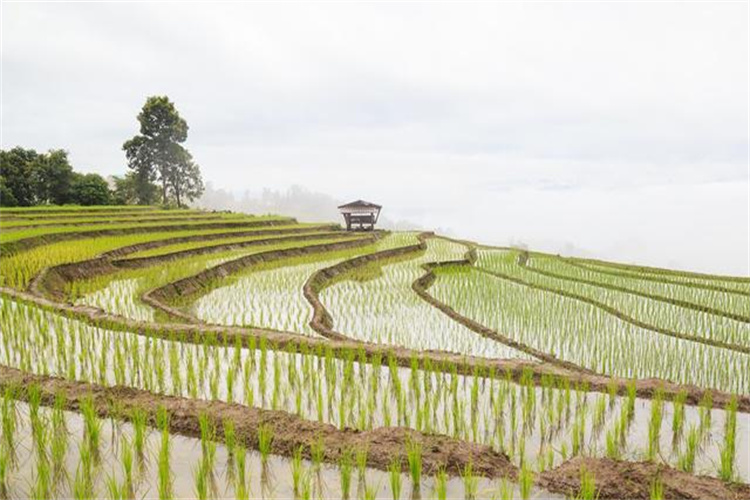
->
(0, 206, 747, 499)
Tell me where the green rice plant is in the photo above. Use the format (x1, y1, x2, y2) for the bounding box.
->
(493, 478, 513, 500)
(576, 465, 598, 500)
(719, 395, 738, 481)
(677, 425, 699, 473)
(50, 424, 69, 483)
(310, 436, 325, 470)
(671, 391, 687, 442)
(363, 481, 379, 500)
(234, 444, 249, 500)
(605, 427, 620, 460)
(131, 407, 147, 464)
(0, 389, 15, 463)
(461, 461, 479, 500)
(649, 474, 663, 500)
(157, 409, 173, 500)
(406, 439, 422, 487)
(73, 442, 95, 500)
(339, 448, 353, 499)
(519, 461, 533, 500)
(105, 472, 126, 500)
(31, 455, 51, 500)
(223, 419, 236, 465)
(0, 444, 8, 500)
(699, 391, 713, 432)
(257, 423, 274, 463)
(434, 466, 448, 500)
(120, 436, 134, 499)
(193, 460, 210, 500)
(81, 396, 103, 462)
(389, 456, 402, 500)
(292, 445, 305, 495)
(647, 390, 664, 462)
(356, 446, 368, 480)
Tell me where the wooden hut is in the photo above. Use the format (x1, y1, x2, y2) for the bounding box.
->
(338, 200, 382, 231)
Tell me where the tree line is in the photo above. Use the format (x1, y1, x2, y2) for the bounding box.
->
(0, 96, 204, 207)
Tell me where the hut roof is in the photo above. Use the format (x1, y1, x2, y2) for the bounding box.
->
(337, 200, 382, 210)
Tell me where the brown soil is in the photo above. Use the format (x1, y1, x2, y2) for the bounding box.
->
(0, 364, 516, 479)
(539, 456, 750, 500)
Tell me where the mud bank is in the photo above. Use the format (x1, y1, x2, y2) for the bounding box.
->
(538, 457, 750, 500)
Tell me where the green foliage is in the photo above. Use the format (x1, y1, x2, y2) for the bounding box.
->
(70, 173, 112, 206)
(122, 96, 204, 206)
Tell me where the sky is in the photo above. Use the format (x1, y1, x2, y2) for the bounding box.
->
(2, 1, 748, 275)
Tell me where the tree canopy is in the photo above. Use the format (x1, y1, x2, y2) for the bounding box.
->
(123, 96, 204, 207)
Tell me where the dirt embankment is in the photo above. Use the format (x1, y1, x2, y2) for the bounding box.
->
(1, 217, 297, 256)
(538, 457, 750, 500)
(142, 235, 379, 323)
(519, 252, 750, 324)
(0, 364, 516, 479)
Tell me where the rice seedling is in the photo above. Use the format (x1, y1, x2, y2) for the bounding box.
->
(678, 425, 699, 473)
(234, 444, 250, 500)
(461, 461, 479, 500)
(406, 439, 422, 487)
(339, 449, 354, 500)
(647, 390, 664, 461)
(257, 423, 274, 464)
(719, 396, 738, 481)
(389, 456, 402, 500)
(576, 465, 598, 500)
(291, 445, 305, 495)
(157, 407, 173, 500)
(434, 466, 448, 500)
(649, 474, 663, 500)
(519, 461, 533, 500)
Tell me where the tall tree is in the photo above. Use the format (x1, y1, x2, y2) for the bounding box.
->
(123, 96, 203, 206)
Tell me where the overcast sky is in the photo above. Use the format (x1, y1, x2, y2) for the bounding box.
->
(2, 2, 748, 275)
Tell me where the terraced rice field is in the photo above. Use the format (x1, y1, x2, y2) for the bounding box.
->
(0, 206, 748, 500)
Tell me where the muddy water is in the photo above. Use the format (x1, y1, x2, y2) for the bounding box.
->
(2, 401, 563, 499)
